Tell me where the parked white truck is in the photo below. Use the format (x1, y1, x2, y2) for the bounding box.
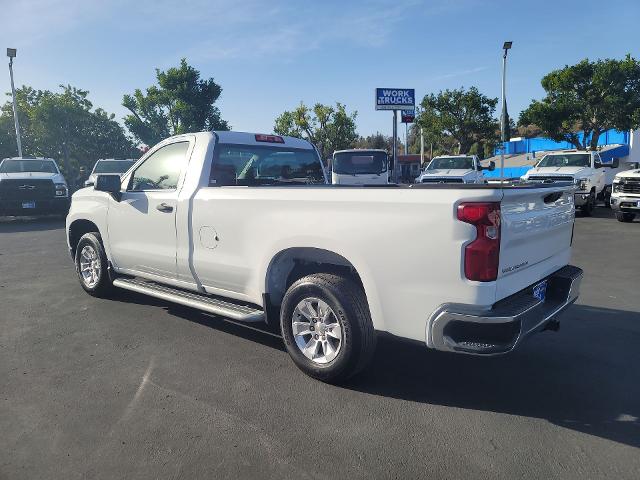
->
(331, 149, 389, 185)
(0, 157, 70, 216)
(85, 159, 137, 187)
(520, 150, 614, 215)
(66, 131, 583, 383)
(611, 164, 640, 222)
(415, 155, 494, 184)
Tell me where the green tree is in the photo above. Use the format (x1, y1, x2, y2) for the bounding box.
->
(274, 102, 358, 160)
(416, 87, 499, 155)
(354, 132, 393, 151)
(519, 55, 640, 150)
(123, 59, 229, 146)
(0, 85, 138, 176)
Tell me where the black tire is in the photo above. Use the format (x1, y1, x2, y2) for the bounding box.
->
(581, 191, 595, 216)
(74, 232, 113, 297)
(616, 212, 636, 223)
(280, 273, 376, 384)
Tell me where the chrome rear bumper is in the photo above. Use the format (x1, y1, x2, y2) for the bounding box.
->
(428, 265, 583, 355)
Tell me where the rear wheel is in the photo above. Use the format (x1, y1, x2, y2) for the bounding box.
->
(616, 212, 636, 223)
(280, 273, 376, 383)
(74, 232, 113, 297)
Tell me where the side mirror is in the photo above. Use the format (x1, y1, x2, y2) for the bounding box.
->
(479, 161, 495, 171)
(594, 161, 603, 169)
(611, 158, 620, 169)
(95, 174, 122, 199)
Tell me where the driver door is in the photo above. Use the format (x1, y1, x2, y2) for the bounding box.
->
(107, 140, 191, 279)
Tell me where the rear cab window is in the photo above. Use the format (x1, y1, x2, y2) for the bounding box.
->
(210, 144, 325, 186)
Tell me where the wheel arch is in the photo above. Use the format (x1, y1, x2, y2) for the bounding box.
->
(68, 219, 102, 257)
(265, 247, 366, 309)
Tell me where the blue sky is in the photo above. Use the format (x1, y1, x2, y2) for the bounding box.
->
(1, 0, 639, 138)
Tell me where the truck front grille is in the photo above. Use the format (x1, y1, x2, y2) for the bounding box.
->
(617, 179, 640, 194)
(0, 179, 56, 201)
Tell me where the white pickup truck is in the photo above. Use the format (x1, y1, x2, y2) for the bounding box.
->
(611, 163, 640, 222)
(0, 157, 70, 216)
(85, 159, 137, 187)
(520, 150, 613, 215)
(66, 131, 583, 383)
(415, 155, 494, 184)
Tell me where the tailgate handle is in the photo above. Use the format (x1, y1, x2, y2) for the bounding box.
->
(544, 192, 563, 204)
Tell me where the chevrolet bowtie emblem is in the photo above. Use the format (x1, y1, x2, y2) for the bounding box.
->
(18, 185, 36, 190)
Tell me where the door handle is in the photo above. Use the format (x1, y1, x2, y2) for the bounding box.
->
(156, 202, 174, 213)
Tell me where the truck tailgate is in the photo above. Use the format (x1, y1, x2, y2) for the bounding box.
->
(497, 185, 575, 301)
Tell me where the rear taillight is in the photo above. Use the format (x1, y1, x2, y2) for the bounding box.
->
(457, 202, 501, 282)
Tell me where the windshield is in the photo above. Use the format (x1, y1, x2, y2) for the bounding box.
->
(93, 160, 135, 174)
(427, 157, 474, 170)
(332, 151, 387, 175)
(210, 145, 325, 186)
(0, 159, 58, 174)
(537, 154, 591, 168)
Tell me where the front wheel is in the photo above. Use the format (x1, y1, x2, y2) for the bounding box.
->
(616, 212, 636, 223)
(603, 188, 612, 208)
(280, 273, 376, 384)
(581, 191, 595, 216)
(74, 232, 113, 297)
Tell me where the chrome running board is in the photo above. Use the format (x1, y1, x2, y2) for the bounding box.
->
(112, 278, 264, 322)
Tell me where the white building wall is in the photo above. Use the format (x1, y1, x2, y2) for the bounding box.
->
(629, 129, 640, 164)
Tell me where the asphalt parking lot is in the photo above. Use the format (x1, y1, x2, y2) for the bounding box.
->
(1, 210, 639, 479)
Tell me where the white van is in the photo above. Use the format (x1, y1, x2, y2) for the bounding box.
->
(331, 149, 389, 185)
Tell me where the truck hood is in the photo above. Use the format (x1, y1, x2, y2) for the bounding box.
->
(420, 169, 475, 178)
(526, 166, 590, 177)
(615, 169, 640, 180)
(418, 168, 476, 179)
(0, 171, 66, 184)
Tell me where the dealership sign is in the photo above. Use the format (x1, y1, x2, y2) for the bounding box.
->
(375, 88, 415, 111)
(401, 110, 415, 123)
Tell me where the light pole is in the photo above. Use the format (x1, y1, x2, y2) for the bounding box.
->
(500, 41, 512, 183)
(392, 109, 398, 183)
(7, 48, 23, 158)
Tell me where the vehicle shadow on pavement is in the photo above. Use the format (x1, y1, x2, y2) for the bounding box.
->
(0, 216, 65, 232)
(107, 290, 640, 448)
(577, 207, 622, 221)
(110, 289, 286, 352)
(346, 304, 640, 449)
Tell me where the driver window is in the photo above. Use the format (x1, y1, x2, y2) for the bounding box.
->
(130, 142, 189, 191)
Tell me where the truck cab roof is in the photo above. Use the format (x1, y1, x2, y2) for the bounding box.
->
(2, 156, 57, 162)
(213, 131, 314, 150)
(333, 149, 388, 154)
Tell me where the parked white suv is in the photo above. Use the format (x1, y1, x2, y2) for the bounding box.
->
(611, 162, 640, 222)
(521, 150, 607, 215)
(415, 155, 493, 184)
